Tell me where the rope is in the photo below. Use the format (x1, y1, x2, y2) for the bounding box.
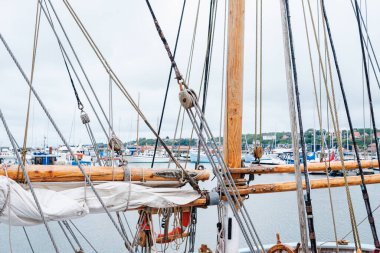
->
(254, 0, 259, 148)
(42, 0, 104, 165)
(219, 0, 228, 146)
(0, 108, 60, 252)
(259, 0, 263, 146)
(63, 220, 84, 252)
(0, 33, 134, 251)
(151, 0, 187, 167)
(305, 0, 362, 249)
(169, 0, 201, 171)
(349, 0, 380, 91)
(284, 1, 317, 251)
(352, 0, 380, 248)
(23, 227, 36, 253)
(62, 0, 201, 194)
(301, 0, 339, 251)
(280, 1, 309, 251)
(144, 0, 265, 250)
(17, 0, 42, 183)
(302, 0, 339, 253)
(44, 0, 113, 140)
(69, 221, 99, 253)
(197, 0, 218, 166)
(58, 221, 77, 252)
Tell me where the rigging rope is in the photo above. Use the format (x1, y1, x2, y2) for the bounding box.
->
(349, 0, 380, 91)
(253, 0, 264, 161)
(284, 1, 317, 251)
(219, 0, 228, 147)
(23, 227, 35, 253)
(42, 0, 103, 166)
(197, 0, 218, 166)
(58, 221, 77, 252)
(151, 0, 187, 167)
(42, 0, 109, 140)
(0, 33, 134, 251)
(61, 0, 202, 195)
(18, 0, 42, 183)
(305, 0, 362, 250)
(69, 221, 99, 253)
(0, 108, 59, 253)
(145, 1, 265, 251)
(351, 0, 380, 249)
(301, 0, 339, 251)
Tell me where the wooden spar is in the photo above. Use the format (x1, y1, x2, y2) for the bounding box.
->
(223, 0, 245, 252)
(224, 0, 244, 170)
(0, 165, 210, 182)
(131, 173, 380, 210)
(241, 173, 380, 194)
(229, 160, 379, 174)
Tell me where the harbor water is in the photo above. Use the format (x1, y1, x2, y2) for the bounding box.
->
(1, 162, 380, 252)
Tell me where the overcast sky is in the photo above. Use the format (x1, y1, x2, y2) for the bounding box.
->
(0, 0, 380, 147)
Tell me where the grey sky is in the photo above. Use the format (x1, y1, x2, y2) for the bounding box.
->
(0, 0, 380, 147)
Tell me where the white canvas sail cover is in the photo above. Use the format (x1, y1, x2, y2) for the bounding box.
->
(0, 176, 201, 226)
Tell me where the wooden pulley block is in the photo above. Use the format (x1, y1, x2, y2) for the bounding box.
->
(253, 146, 264, 160)
(108, 135, 123, 152)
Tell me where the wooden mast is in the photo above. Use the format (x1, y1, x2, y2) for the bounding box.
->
(224, 0, 245, 170)
(223, 0, 245, 252)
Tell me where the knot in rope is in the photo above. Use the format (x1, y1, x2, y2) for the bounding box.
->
(21, 148, 27, 156)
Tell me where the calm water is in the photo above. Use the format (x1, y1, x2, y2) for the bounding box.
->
(1, 163, 380, 252)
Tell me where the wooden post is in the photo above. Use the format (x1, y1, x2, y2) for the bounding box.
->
(224, 1, 245, 252)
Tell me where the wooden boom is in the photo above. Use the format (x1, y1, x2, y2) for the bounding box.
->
(229, 160, 378, 174)
(240, 173, 380, 194)
(132, 173, 380, 210)
(0, 165, 210, 182)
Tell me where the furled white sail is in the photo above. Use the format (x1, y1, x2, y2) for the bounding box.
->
(0, 176, 200, 226)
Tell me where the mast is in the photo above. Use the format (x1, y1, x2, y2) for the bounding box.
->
(224, 0, 244, 169)
(223, 0, 245, 252)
